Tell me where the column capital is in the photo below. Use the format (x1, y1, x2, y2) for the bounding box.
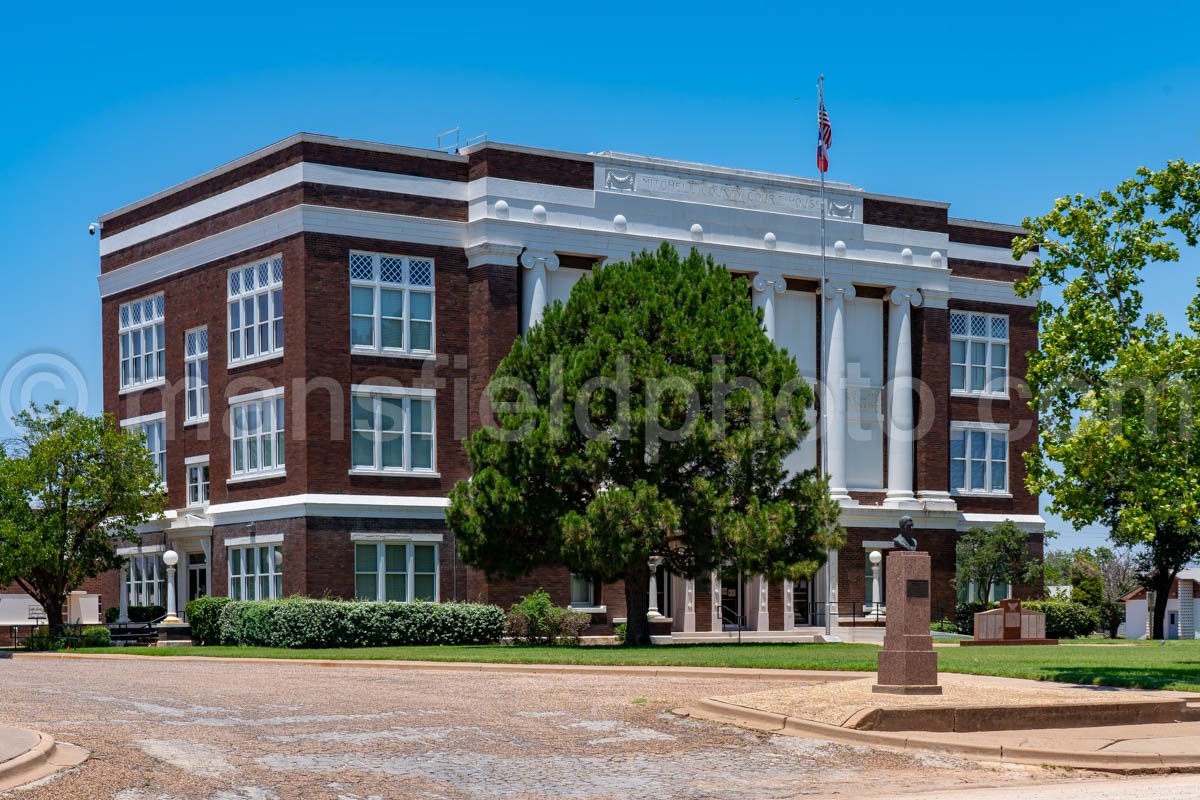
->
(889, 287, 923, 308)
(752, 273, 786, 295)
(520, 249, 559, 272)
(822, 279, 856, 300)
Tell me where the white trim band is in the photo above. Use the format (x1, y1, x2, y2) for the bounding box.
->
(350, 532, 444, 543)
(224, 532, 285, 547)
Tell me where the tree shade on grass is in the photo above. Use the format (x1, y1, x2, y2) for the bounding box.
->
(63, 640, 1200, 692)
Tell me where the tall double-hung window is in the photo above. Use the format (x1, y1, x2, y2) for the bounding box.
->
(950, 311, 1008, 396)
(950, 423, 1008, 494)
(228, 256, 283, 365)
(122, 413, 167, 486)
(118, 293, 165, 390)
(184, 327, 209, 423)
(349, 251, 434, 355)
(349, 386, 435, 475)
(229, 389, 286, 480)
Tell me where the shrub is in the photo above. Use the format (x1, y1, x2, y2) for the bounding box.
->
(1023, 600, 1098, 639)
(186, 596, 235, 646)
(104, 607, 120, 624)
(954, 601, 991, 636)
(614, 622, 627, 644)
(22, 627, 58, 651)
(506, 589, 590, 645)
(218, 598, 505, 648)
(78, 626, 111, 647)
(128, 604, 166, 623)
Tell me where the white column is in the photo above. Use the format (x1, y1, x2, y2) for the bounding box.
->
(118, 563, 130, 623)
(647, 556, 663, 619)
(200, 537, 213, 597)
(710, 571, 722, 632)
(824, 280, 855, 501)
(783, 578, 795, 630)
(885, 287, 922, 508)
(755, 576, 771, 631)
(520, 250, 559, 331)
(683, 578, 696, 632)
(752, 274, 786, 340)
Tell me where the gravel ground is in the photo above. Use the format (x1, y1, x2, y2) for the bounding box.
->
(0, 657, 1119, 799)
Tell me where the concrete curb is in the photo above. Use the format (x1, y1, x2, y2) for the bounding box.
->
(0, 730, 89, 791)
(14, 652, 868, 682)
(681, 697, 1200, 773)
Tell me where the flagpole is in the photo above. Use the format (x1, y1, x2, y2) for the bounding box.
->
(817, 73, 833, 638)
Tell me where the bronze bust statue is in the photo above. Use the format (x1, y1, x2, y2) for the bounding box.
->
(893, 515, 918, 551)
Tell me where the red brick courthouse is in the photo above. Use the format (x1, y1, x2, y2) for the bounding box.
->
(92, 133, 1043, 638)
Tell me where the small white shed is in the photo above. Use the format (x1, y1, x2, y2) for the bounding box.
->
(1123, 567, 1200, 640)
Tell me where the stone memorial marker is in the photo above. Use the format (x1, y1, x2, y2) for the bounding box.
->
(873, 546, 941, 695)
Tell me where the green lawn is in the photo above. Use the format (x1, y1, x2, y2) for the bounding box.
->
(63, 639, 1200, 693)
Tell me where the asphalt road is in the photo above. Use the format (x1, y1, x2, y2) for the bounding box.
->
(0, 656, 1176, 799)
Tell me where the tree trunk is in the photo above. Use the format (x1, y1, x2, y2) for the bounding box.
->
(623, 565, 652, 646)
(1150, 573, 1174, 640)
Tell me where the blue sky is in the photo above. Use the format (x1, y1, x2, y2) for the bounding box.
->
(2, 2, 1198, 551)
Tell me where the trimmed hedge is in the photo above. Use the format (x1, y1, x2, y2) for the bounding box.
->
(186, 596, 235, 646)
(128, 605, 166, 623)
(1022, 600, 1099, 639)
(218, 598, 506, 648)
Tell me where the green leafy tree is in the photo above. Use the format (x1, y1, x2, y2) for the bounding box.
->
(1015, 160, 1200, 639)
(955, 521, 1037, 604)
(448, 244, 842, 645)
(0, 404, 165, 627)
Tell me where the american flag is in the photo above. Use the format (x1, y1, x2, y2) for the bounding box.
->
(817, 96, 832, 173)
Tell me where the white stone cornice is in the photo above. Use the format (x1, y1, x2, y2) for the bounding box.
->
(520, 249, 559, 272)
(919, 288, 951, 309)
(751, 274, 786, 295)
(466, 242, 523, 269)
(889, 287, 923, 307)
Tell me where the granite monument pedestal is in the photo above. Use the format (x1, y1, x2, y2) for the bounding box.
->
(873, 550, 942, 695)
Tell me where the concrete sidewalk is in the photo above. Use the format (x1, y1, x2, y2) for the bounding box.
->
(682, 674, 1200, 772)
(0, 726, 88, 791)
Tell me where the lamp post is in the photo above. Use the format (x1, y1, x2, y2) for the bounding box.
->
(162, 549, 182, 625)
(869, 549, 883, 621)
(647, 556, 664, 619)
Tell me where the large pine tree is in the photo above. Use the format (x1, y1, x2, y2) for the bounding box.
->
(448, 244, 841, 645)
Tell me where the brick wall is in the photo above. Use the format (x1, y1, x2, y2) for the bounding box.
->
(862, 198, 949, 233)
(103, 234, 308, 510)
(914, 306, 950, 494)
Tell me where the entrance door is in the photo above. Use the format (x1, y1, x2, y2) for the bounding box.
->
(1168, 610, 1179, 640)
(793, 579, 811, 626)
(720, 574, 744, 630)
(187, 552, 208, 602)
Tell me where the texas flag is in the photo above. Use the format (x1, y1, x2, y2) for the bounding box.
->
(817, 98, 832, 173)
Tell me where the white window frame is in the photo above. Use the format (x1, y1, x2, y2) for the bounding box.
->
(227, 255, 284, 367)
(349, 251, 436, 357)
(353, 541, 439, 602)
(950, 422, 1009, 496)
(122, 413, 167, 487)
(185, 455, 210, 507)
(184, 327, 210, 424)
(228, 388, 286, 482)
(950, 311, 1009, 397)
(227, 542, 283, 601)
(125, 553, 165, 608)
(569, 574, 595, 608)
(348, 386, 437, 476)
(118, 293, 166, 392)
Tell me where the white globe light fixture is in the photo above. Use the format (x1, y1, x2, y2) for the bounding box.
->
(161, 549, 183, 625)
(868, 550, 884, 621)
